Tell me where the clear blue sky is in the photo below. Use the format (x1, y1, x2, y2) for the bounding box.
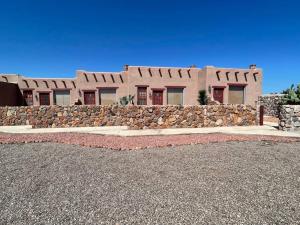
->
(1, 0, 299, 93)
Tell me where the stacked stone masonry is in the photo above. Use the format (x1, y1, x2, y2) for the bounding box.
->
(0, 105, 257, 129)
(258, 94, 284, 117)
(279, 105, 300, 131)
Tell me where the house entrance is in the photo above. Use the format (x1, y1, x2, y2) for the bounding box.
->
(152, 90, 163, 105)
(213, 88, 224, 103)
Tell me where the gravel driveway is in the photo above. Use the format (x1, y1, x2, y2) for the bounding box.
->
(1, 142, 300, 224)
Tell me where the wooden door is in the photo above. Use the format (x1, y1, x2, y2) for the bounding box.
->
(152, 90, 163, 105)
(213, 88, 224, 103)
(39, 93, 50, 105)
(84, 92, 96, 105)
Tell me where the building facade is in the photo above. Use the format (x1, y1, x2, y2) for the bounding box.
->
(0, 65, 262, 106)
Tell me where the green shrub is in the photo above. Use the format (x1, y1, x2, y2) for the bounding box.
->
(282, 84, 300, 105)
(198, 90, 208, 105)
(119, 95, 135, 106)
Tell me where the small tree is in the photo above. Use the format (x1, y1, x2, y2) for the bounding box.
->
(282, 84, 300, 105)
(198, 90, 208, 105)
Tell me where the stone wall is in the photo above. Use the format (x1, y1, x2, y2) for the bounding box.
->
(0, 105, 257, 129)
(258, 94, 284, 117)
(279, 105, 300, 131)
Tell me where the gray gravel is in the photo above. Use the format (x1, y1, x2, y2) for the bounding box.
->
(0, 142, 300, 225)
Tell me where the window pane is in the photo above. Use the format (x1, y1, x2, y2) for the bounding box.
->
(54, 90, 70, 105)
(100, 89, 116, 105)
(137, 87, 147, 105)
(228, 86, 244, 104)
(167, 88, 183, 105)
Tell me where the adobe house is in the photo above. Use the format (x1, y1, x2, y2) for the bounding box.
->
(0, 64, 262, 106)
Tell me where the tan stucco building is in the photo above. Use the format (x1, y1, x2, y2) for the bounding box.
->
(0, 64, 262, 106)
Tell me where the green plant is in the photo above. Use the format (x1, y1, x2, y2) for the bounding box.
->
(198, 90, 208, 105)
(119, 95, 135, 106)
(282, 84, 300, 105)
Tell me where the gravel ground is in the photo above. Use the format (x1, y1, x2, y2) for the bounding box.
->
(1, 142, 300, 224)
(0, 133, 299, 150)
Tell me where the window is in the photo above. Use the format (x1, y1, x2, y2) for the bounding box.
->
(39, 93, 50, 105)
(54, 90, 70, 105)
(84, 91, 96, 105)
(167, 88, 183, 105)
(228, 86, 245, 104)
(137, 87, 147, 105)
(23, 90, 33, 106)
(99, 89, 116, 105)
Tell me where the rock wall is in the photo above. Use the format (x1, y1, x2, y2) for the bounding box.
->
(279, 105, 300, 131)
(258, 94, 284, 117)
(0, 105, 257, 129)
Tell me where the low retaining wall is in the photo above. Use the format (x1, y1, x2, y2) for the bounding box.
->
(279, 105, 300, 131)
(0, 105, 257, 129)
(258, 94, 284, 117)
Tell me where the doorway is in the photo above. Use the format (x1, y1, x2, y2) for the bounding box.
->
(213, 88, 224, 103)
(152, 90, 163, 105)
(84, 91, 96, 105)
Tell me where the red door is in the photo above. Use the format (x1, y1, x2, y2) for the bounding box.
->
(39, 93, 50, 105)
(213, 88, 224, 103)
(152, 90, 163, 105)
(84, 92, 96, 105)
